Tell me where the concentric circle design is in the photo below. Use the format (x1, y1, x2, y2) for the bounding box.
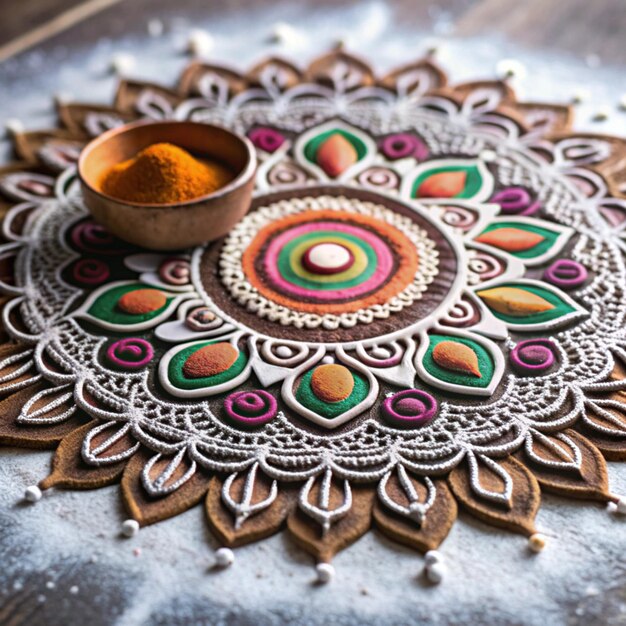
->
(208, 190, 454, 340)
(242, 209, 420, 314)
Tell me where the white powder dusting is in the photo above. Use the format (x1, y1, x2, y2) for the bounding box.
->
(1, 3, 626, 623)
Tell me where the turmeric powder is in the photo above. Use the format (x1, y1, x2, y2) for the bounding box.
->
(100, 142, 234, 204)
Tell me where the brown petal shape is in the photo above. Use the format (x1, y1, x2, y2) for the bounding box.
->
(57, 102, 135, 135)
(287, 482, 375, 563)
(11, 129, 85, 163)
(523, 430, 610, 501)
(448, 456, 540, 535)
(39, 421, 129, 490)
(206, 473, 296, 547)
(379, 59, 447, 95)
(515, 103, 574, 135)
(246, 57, 302, 90)
(304, 50, 375, 88)
(121, 449, 211, 526)
(578, 397, 626, 459)
(0, 343, 40, 397)
(373, 477, 457, 553)
(177, 62, 247, 97)
(0, 384, 88, 448)
(114, 81, 181, 115)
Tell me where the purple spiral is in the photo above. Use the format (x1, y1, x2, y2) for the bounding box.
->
(380, 134, 429, 161)
(491, 187, 541, 216)
(510, 339, 557, 375)
(224, 390, 278, 427)
(71, 258, 110, 285)
(248, 127, 286, 153)
(106, 338, 154, 369)
(70, 221, 126, 255)
(382, 389, 438, 428)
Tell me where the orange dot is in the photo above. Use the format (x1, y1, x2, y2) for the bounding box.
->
(432, 340, 481, 377)
(118, 288, 167, 315)
(183, 343, 238, 379)
(310, 364, 354, 403)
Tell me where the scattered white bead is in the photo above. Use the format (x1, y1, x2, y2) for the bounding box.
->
(321, 356, 335, 365)
(615, 496, 626, 515)
(187, 29, 214, 57)
(147, 19, 164, 38)
(5, 118, 24, 136)
(571, 88, 591, 105)
(54, 92, 72, 106)
(585, 53, 601, 69)
(618, 94, 626, 112)
(269, 22, 299, 46)
(316, 562, 335, 584)
(69, 585, 79, 595)
(496, 59, 528, 81)
(215, 547, 235, 568)
(121, 519, 140, 538)
(276, 346, 293, 358)
(371, 347, 391, 359)
(425, 561, 446, 584)
(528, 532, 547, 553)
(480, 149, 498, 162)
(45, 581, 55, 590)
(592, 106, 611, 122)
(110, 53, 135, 76)
(424, 550, 443, 566)
(24, 485, 42, 503)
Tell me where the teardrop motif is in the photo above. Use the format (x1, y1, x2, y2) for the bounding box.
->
(316, 133, 358, 177)
(417, 170, 467, 198)
(477, 287, 555, 316)
(432, 340, 482, 378)
(475, 227, 545, 252)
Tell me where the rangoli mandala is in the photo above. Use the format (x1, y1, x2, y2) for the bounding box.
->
(1, 50, 626, 576)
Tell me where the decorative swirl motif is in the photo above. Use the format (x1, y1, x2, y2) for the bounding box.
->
(267, 162, 308, 186)
(105, 338, 154, 369)
(491, 187, 541, 216)
(382, 389, 438, 427)
(543, 259, 587, 289)
(248, 127, 286, 153)
(440, 298, 480, 328)
(439, 206, 478, 231)
(70, 221, 127, 255)
(509, 339, 557, 375)
(185, 306, 221, 331)
(468, 251, 505, 283)
(224, 390, 278, 426)
(356, 167, 400, 190)
(380, 133, 428, 161)
(159, 258, 191, 286)
(71, 259, 111, 285)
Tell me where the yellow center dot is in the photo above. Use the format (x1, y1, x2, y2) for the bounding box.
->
(183, 343, 238, 379)
(310, 364, 354, 403)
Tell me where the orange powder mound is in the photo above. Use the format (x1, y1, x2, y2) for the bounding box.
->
(100, 142, 234, 204)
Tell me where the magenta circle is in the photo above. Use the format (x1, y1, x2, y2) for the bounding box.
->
(302, 243, 355, 275)
(510, 339, 557, 375)
(248, 127, 285, 153)
(106, 338, 154, 369)
(380, 134, 428, 160)
(72, 259, 110, 285)
(543, 259, 588, 289)
(224, 390, 278, 427)
(382, 389, 438, 428)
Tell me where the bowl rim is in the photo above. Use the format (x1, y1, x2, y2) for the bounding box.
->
(77, 118, 257, 209)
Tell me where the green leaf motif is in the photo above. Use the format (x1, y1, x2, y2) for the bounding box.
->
(87, 283, 173, 326)
(296, 368, 369, 419)
(423, 334, 495, 389)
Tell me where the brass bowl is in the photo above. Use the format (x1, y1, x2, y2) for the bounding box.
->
(78, 120, 256, 250)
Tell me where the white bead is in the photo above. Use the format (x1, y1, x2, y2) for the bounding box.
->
(147, 19, 164, 37)
(187, 29, 214, 57)
(615, 496, 626, 514)
(496, 59, 528, 81)
(4, 118, 24, 135)
(215, 547, 235, 567)
(121, 519, 139, 538)
(618, 94, 626, 111)
(269, 22, 299, 45)
(275, 346, 293, 358)
(110, 53, 135, 76)
(424, 550, 442, 565)
(24, 485, 42, 503)
(371, 347, 391, 359)
(425, 562, 445, 584)
(321, 356, 334, 365)
(316, 562, 335, 583)
(480, 149, 498, 163)
(528, 532, 547, 553)
(571, 88, 591, 104)
(592, 106, 611, 122)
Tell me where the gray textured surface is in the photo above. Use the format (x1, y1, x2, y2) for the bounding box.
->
(1, 3, 626, 625)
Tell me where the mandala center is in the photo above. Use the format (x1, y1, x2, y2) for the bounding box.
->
(197, 186, 461, 345)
